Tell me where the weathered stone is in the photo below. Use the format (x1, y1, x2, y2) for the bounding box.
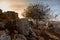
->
(13, 34, 27, 40)
(0, 31, 11, 40)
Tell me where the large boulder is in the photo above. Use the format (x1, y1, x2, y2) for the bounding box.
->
(0, 22, 5, 30)
(16, 18, 31, 35)
(13, 34, 27, 40)
(16, 18, 38, 39)
(0, 30, 11, 40)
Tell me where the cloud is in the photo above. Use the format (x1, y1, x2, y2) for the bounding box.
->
(7, 0, 28, 18)
(0, 0, 28, 18)
(0, 0, 28, 10)
(7, 0, 28, 9)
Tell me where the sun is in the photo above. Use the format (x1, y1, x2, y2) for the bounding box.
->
(0, 2, 10, 11)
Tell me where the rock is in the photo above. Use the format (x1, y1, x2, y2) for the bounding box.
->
(17, 19, 36, 36)
(39, 37, 44, 40)
(13, 34, 27, 40)
(0, 32, 11, 40)
(16, 19, 38, 40)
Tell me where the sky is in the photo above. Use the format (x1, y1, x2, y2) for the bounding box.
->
(29, 0, 60, 14)
(28, 0, 60, 21)
(0, 0, 28, 18)
(0, 0, 60, 20)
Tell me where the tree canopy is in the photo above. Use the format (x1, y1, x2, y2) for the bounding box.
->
(22, 4, 51, 20)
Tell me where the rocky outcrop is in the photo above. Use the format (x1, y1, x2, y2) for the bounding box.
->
(0, 9, 60, 40)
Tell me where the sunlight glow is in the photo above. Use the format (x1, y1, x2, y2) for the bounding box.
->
(0, 2, 26, 18)
(0, 2, 10, 11)
(16, 10, 24, 18)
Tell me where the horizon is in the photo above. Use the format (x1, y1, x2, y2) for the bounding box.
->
(0, 0, 60, 21)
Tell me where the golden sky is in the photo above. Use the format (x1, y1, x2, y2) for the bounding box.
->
(0, 0, 28, 18)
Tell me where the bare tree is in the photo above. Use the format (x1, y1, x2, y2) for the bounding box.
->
(22, 4, 50, 20)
